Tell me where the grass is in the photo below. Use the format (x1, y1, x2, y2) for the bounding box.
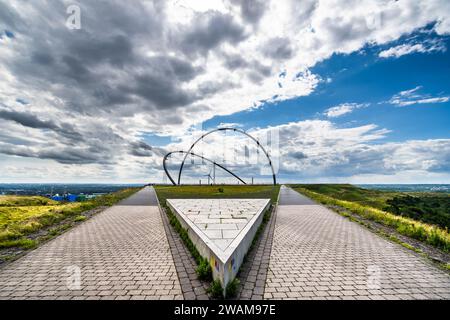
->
(0, 196, 59, 207)
(293, 184, 450, 229)
(196, 258, 213, 281)
(73, 215, 87, 222)
(0, 187, 140, 249)
(293, 186, 450, 253)
(291, 184, 396, 209)
(384, 195, 450, 229)
(0, 238, 37, 249)
(155, 185, 280, 206)
(207, 279, 224, 299)
(225, 278, 240, 299)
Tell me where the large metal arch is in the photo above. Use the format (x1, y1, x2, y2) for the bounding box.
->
(177, 128, 276, 185)
(163, 150, 247, 185)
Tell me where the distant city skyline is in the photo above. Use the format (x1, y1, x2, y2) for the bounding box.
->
(0, 1, 449, 183)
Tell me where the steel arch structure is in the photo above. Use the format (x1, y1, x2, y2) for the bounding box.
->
(166, 127, 276, 185)
(163, 150, 247, 185)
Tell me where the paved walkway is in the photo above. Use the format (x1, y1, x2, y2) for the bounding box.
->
(0, 187, 182, 300)
(264, 186, 450, 300)
(276, 185, 316, 205)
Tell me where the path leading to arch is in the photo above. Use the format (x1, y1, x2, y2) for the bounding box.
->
(0, 187, 182, 300)
(264, 186, 450, 300)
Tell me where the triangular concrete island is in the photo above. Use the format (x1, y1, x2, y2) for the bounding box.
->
(167, 198, 270, 292)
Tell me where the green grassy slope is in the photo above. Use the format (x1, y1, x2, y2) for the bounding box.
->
(292, 184, 449, 230)
(0, 187, 140, 249)
(291, 184, 450, 252)
(290, 184, 395, 209)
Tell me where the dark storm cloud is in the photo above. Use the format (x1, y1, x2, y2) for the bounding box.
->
(262, 37, 293, 60)
(149, 56, 203, 82)
(92, 86, 133, 106)
(223, 54, 249, 70)
(0, 109, 83, 142)
(124, 73, 195, 108)
(165, 56, 203, 82)
(38, 148, 109, 165)
(0, 1, 311, 170)
(79, 0, 165, 37)
(179, 11, 247, 56)
(129, 141, 153, 157)
(230, 0, 267, 25)
(288, 151, 308, 160)
(0, 142, 107, 165)
(0, 116, 158, 163)
(3, 1, 170, 113)
(246, 60, 273, 84)
(31, 52, 55, 66)
(61, 55, 95, 83)
(0, 1, 22, 31)
(0, 109, 58, 130)
(319, 17, 372, 47)
(1, 0, 254, 138)
(0, 144, 30, 158)
(67, 35, 134, 68)
(0, 131, 32, 146)
(198, 80, 238, 96)
(222, 53, 272, 83)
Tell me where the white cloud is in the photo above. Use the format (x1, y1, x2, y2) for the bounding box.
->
(266, 121, 449, 182)
(324, 103, 368, 118)
(1, 0, 450, 182)
(162, 119, 449, 184)
(389, 86, 450, 106)
(379, 41, 446, 58)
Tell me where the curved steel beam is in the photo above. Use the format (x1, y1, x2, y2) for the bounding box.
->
(163, 150, 247, 186)
(177, 127, 276, 185)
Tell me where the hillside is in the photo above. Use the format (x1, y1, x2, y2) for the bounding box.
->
(292, 184, 450, 230)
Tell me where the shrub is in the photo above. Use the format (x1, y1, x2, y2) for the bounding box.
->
(74, 215, 87, 222)
(218, 187, 224, 193)
(225, 278, 240, 299)
(0, 229, 21, 242)
(196, 258, 212, 281)
(0, 238, 37, 249)
(207, 279, 224, 299)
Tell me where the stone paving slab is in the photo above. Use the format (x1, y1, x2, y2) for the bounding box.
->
(236, 203, 277, 300)
(167, 199, 270, 257)
(0, 187, 182, 300)
(167, 198, 270, 290)
(158, 205, 210, 300)
(266, 197, 450, 300)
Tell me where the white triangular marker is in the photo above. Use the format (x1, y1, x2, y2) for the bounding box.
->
(167, 198, 270, 291)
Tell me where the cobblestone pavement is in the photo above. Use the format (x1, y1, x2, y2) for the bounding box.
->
(0, 187, 182, 300)
(277, 185, 316, 205)
(158, 205, 210, 300)
(265, 186, 450, 300)
(235, 204, 277, 300)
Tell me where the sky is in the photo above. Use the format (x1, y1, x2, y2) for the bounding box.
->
(0, 0, 449, 184)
